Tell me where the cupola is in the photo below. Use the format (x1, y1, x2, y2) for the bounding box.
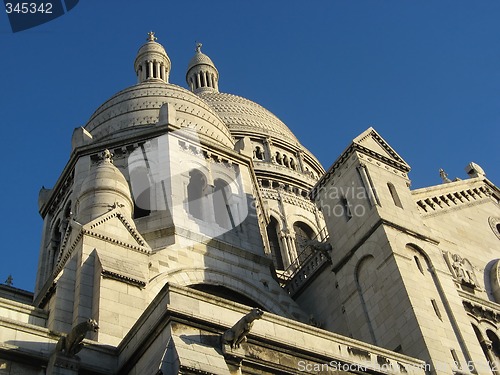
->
(134, 31, 171, 83)
(76, 150, 134, 223)
(186, 43, 219, 93)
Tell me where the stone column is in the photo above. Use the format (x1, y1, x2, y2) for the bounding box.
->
(314, 207, 325, 240)
(296, 151, 305, 173)
(264, 138, 273, 163)
(161, 64, 166, 81)
(196, 73, 201, 89)
(286, 234, 298, 263)
(148, 61, 153, 79)
(357, 163, 380, 207)
(155, 62, 160, 79)
(279, 231, 291, 267)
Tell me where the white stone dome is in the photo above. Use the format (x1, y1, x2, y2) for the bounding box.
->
(187, 48, 217, 72)
(198, 91, 300, 145)
(84, 82, 234, 148)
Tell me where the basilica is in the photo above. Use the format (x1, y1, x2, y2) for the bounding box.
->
(0, 32, 499, 375)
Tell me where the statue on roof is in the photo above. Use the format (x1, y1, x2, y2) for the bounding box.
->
(439, 168, 452, 183)
(147, 31, 157, 42)
(4, 275, 13, 286)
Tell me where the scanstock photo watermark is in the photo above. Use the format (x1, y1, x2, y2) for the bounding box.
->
(297, 359, 498, 373)
(314, 182, 375, 219)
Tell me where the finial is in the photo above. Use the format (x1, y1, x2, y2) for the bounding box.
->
(99, 149, 113, 163)
(439, 168, 451, 183)
(196, 42, 202, 53)
(147, 31, 157, 42)
(4, 275, 13, 286)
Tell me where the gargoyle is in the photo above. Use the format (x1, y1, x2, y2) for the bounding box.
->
(55, 318, 99, 357)
(222, 308, 263, 349)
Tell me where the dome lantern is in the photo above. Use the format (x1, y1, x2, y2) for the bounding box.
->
(186, 43, 219, 93)
(134, 32, 171, 84)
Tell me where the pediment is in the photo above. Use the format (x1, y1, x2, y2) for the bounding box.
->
(82, 208, 151, 253)
(353, 127, 409, 169)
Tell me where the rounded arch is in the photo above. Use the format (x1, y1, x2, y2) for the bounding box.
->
(293, 220, 316, 260)
(146, 268, 291, 317)
(405, 243, 434, 274)
(180, 160, 211, 185)
(472, 322, 500, 371)
(211, 169, 240, 190)
(267, 209, 285, 227)
(486, 329, 500, 359)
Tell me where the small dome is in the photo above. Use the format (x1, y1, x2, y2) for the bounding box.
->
(77, 150, 133, 223)
(187, 44, 217, 71)
(134, 32, 171, 83)
(84, 82, 234, 148)
(186, 43, 219, 93)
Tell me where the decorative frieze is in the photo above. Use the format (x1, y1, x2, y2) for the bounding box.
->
(260, 187, 317, 213)
(462, 299, 500, 324)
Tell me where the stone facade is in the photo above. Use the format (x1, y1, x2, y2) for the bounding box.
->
(0, 33, 498, 375)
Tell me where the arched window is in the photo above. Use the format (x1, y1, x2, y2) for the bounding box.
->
(62, 201, 72, 233)
(486, 330, 500, 361)
(293, 221, 315, 262)
(50, 219, 62, 270)
(289, 158, 296, 170)
(213, 179, 234, 229)
(254, 146, 264, 160)
(187, 170, 206, 220)
(472, 325, 500, 370)
(130, 167, 151, 219)
(387, 182, 403, 208)
(266, 216, 284, 270)
(341, 196, 352, 221)
(275, 152, 283, 165)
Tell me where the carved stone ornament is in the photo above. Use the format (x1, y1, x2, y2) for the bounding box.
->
(55, 318, 99, 357)
(222, 308, 263, 349)
(443, 252, 479, 288)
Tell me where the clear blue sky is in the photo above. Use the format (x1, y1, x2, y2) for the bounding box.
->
(1, 1, 498, 292)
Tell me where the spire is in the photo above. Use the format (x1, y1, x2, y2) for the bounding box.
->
(186, 42, 219, 93)
(134, 32, 171, 84)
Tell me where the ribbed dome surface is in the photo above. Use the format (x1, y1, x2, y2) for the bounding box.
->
(136, 39, 168, 56)
(198, 92, 299, 145)
(187, 50, 216, 71)
(84, 82, 234, 148)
